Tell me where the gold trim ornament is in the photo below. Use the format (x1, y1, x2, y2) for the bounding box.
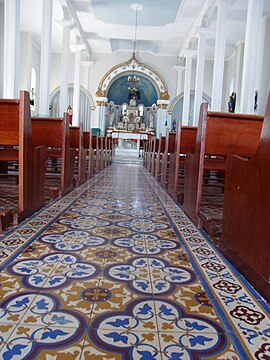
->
(96, 53, 170, 100)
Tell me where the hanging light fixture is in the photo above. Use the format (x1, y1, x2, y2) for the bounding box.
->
(128, 3, 143, 100)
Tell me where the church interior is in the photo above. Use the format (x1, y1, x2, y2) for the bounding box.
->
(0, 0, 269, 359)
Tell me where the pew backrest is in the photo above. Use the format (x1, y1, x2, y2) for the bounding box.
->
(0, 90, 46, 218)
(32, 114, 75, 195)
(183, 102, 263, 224)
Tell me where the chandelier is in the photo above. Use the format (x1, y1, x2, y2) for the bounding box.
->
(127, 3, 143, 98)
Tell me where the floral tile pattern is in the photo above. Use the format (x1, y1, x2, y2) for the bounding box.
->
(0, 164, 269, 359)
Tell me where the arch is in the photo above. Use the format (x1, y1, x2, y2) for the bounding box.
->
(96, 53, 170, 102)
(169, 91, 211, 126)
(49, 85, 95, 130)
(107, 73, 158, 107)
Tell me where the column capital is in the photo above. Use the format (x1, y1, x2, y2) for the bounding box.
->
(55, 19, 74, 29)
(215, 0, 232, 6)
(173, 65, 185, 72)
(157, 99, 170, 106)
(182, 49, 197, 58)
(82, 60, 94, 68)
(195, 27, 214, 38)
(71, 43, 86, 52)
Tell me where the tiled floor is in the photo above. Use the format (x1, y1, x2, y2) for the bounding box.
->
(0, 164, 269, 359)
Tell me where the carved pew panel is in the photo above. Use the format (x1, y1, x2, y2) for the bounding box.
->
(221, 93, 270, 302)
(167, 124, 197, 202)
(161, 130, 176, 187)
(32, 114, 75, 199)
(182, 103, 263, 232)
(0, 91, 46, 230)
(70, 125, 87, 186)
(151, 138, 159, 175)
(155, 134, 166, 180)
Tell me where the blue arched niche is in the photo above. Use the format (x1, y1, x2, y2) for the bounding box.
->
(107, 73, 158, 107)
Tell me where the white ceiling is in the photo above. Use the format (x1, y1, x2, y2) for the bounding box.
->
(19, 0, 270, 60)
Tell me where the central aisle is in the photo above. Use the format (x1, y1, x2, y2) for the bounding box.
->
(0, 164, 269, 359)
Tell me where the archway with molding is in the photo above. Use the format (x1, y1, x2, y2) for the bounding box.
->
(96, 53, 170, 103)
(49, 85, 95, 130)
(169, 91, 211, 126)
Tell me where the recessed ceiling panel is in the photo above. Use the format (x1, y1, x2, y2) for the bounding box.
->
(91, 0, 183, 26)
(110, 39, 160, 54)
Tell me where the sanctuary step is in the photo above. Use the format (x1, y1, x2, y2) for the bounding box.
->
(112, 155, 144, 165)
(112, 147, 144, 165)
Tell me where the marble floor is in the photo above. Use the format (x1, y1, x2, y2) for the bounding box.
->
(0, 164, 269, 359)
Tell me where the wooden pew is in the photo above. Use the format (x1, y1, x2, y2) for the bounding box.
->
(0, 90, 46, 230)
(106, 137, 112, 166)
(91, 135, 100, 174)
(151, 137, 159, 175)
(221, 93, 270, 302)
(155, 134, 166, 180)
(160, 130, 176, 187)
(101, 137, 108, 169)
(143, 137, 152, 171)
(98, 136, 104, 171)
(69, 124, 87, 186)
(143, 137, 151, 171)
(32, 114, 76, 199)
(167, 123, 197, 202)
(182, 103, 263, 234)
(83, 131, 92, 179)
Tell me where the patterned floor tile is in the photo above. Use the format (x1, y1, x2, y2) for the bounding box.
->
(0, 324, 86, 360)
(0, 164, 268, 360)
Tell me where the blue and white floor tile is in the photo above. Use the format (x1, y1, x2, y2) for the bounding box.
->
(0, 164, 269, 359)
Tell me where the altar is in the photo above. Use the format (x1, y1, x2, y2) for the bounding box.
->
(112, 131, 148, 150)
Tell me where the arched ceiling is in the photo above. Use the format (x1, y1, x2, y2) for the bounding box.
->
(19, 0, 270, 59)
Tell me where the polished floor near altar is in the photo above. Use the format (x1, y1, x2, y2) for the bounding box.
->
(0, 164, 269, 359)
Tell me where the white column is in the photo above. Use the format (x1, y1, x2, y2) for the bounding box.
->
(156, 100, 170, 135)
(193, 29, 209, 125)
(240, 0, 263, 114)
(211, 0, 228, 111)
(3, 0, 20, 98)
(72, 44, 84, 126)
(20, 32, 33, 92)
(173, 65, 185, 96)
(255, 16, 270, 115)
(182, 51, 195, 126)
(57, 20, 74, 117)
(39, 0, 53, 116)
(94, 97, 107, 131)
(234, 41, 244, 113)
(0, 2, 4, 97)
(81, 60, 94, 90)
(82, 60, 94, 130)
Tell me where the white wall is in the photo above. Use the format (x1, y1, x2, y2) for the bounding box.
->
(50, 52, 75, 95)
(50, 51, 177, 105)
(19, 32, 41, 115)
(0, 3, 4, 98)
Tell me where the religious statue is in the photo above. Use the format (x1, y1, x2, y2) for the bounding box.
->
(67, 105, 73, 125)
(254, 91, 258, 114)
(228, 92, 236, 113)
(107, 101, 115, 127)
(129, 96, 137, 107)
(67, 105, 73, 116)
(149, 112, 154, 129)
(172, 119, 176, 132)
(30, 88, 35, 106)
